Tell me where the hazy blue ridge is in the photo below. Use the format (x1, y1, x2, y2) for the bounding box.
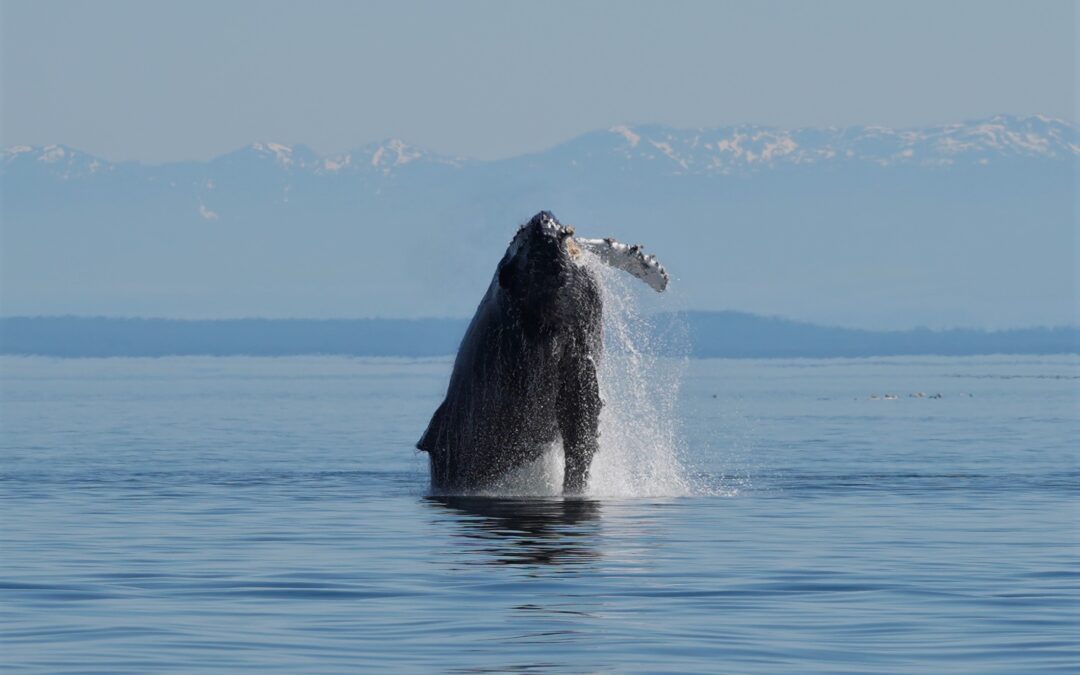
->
(3, 116, 1076, 328)
(2, 314, 1076, 359)
(682, 311, 1080, 358)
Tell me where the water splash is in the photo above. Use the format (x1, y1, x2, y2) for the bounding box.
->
(471, 252, 693, 498)
(479, 442, 566, 497)
(581, 253, 691, 497)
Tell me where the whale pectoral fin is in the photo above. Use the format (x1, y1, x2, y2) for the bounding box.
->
(574, 237, 669, 292)
(417, 399, 448, 452)
(559, 354, 601, 495)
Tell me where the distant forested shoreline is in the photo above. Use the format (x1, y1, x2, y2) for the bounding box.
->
(1, 314, 1076, 359)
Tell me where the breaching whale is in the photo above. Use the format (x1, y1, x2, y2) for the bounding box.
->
(417, 211, 668, 494)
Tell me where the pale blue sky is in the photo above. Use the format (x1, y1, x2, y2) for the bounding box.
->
(1, 0, 1075, 162)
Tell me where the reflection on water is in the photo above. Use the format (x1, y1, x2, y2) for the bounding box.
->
(426, 497, 602, 567)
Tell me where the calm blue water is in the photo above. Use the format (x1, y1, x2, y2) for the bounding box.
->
(2, 355, 1077, 673)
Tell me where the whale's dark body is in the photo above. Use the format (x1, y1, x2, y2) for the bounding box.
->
(417, 211, 667, 494)
(418, 212, 602, 493)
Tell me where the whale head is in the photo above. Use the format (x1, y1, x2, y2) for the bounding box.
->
(494, 210, 670, 338)
(495, 211, 582, 338)
(498, 211, 576, 285)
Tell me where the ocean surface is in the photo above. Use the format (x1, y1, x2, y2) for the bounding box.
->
(1, 354, 1077, 673)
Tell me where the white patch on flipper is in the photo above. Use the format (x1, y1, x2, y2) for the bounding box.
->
(575, 237, 669, 292)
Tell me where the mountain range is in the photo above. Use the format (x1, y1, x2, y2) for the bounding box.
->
(6, 114, 1074, 178)
(2, 115, 1076, 328)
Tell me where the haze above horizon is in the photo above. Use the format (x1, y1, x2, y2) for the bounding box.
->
(2, 0, 1075, 163)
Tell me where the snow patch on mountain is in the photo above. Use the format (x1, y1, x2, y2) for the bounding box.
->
(250, 142, 299, 168)
(198, 204, 219, 221)
(39, 145, 68, 163)
(610, 125, 641, 148)
(599, 115, 1077, 172)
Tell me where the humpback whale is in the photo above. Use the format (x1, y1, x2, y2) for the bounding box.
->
(417, 211, 668, 494)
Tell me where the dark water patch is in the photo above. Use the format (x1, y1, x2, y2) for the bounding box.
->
(947, 373, 1080, 379)
(1, 584, 122, 602)
(741, 471, 1080, 496)
(0, 469, 419, 491)
(2, 625, 173, 643)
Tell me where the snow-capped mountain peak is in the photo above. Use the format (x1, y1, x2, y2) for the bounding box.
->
(249, 142, 300, 168)
(312, 139, 468, 175)
(370, 139, 420, 169)
(2, 143, 109, 178)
